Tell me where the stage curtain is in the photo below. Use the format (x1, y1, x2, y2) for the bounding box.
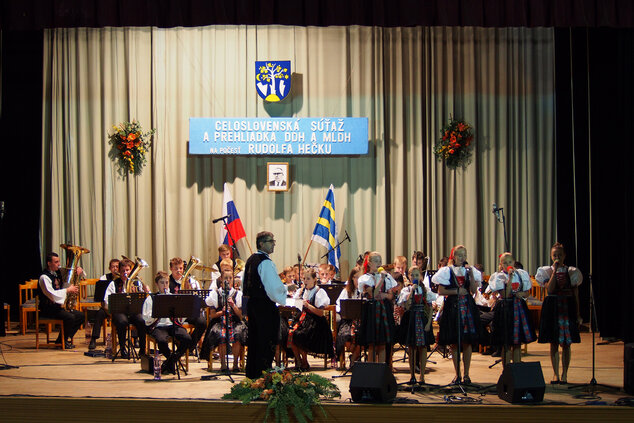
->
(41, 25, 555, 280)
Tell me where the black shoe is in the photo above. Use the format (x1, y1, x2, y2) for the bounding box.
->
(120, 349, 130, 359)
(491, 350, 501, 357)
(88, 338, 97, 350)
(482, 347, 493, 355)
(64, 341, 75, 349)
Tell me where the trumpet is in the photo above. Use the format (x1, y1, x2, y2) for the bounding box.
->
(124, 256, 149, 293)
(180, 256, 200, 291)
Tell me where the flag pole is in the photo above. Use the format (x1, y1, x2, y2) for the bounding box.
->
(301, 239, 314, 268)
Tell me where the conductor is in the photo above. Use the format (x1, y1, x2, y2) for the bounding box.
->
(244, 231, 287, 379)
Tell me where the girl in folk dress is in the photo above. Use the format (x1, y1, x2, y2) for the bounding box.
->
(357, 252, 398, 363)
(431, 245, 483, 384)
(535, 242, 583, 384)
(201, 270, 247, 371)
(488, 252, 536, 366)
(398, 266, 434, 385)
(335, 268, 362, 368)
(287, 269, 335, 370)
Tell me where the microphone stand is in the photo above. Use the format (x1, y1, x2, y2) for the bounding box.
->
(494, 206, 510, 252)
(206, 216, 239, 383)
(568, 275, 618, 395)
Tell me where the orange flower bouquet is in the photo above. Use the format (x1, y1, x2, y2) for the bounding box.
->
(433, 117, 474, 169)
(108, 120, 155, 176)
(222, 367, 340, 423)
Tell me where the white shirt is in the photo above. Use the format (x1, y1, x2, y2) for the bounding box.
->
(335, 287, 360, 313)
(431, 265, 482, 287)
(255, 251, 288, 304)
(38, 272, 68, 306)
(397, 284, 436, 307)
(358, 272, 398, 294)
(535, 265, 583, 287)
(293, 286, 330, 309)
(488, 268, 532, 292)
(205, 288, 243, 309)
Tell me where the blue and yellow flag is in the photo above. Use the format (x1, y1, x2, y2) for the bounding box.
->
(311, 185, 341, 271)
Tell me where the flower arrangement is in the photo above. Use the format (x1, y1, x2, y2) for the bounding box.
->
(108, 120, 155, 176)
(433, 117, 474, 170)
(222, 367, 341, 423)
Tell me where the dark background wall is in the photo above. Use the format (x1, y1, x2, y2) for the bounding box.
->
(0, 1, 632, 341)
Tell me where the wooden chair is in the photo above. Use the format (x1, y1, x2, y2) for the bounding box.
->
(3, 303, 10, 331)
(34, 297, 66, 350)
(323, 305, 337, 369)
(19, 279, 39, 335)
(78, 279, 101, 312)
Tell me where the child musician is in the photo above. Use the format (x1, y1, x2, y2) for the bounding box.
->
(488, 252, 536, 366)
(431, 245, 482, 384)
(357, 251, 397, 363)
(142, 272, 193, 375)
(200, 270, 247, 372)
(335, 268, 362, 368)
(105, 258, 148, 359)
(535, 242, 583, 384)
(287, 269, 335, 371)
(398, 266, 434, 385)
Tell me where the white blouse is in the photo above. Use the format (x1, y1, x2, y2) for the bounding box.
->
(488, 268, 532, 292)
(293, 286, 330, 309)
(205, 288, 243, 309)
(358, 272, 398, 294)
(431, 265, 482, 287)
(397, 284, 436, 307)
(535, 265, 583, 287)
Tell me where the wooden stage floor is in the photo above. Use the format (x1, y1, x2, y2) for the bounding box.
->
(1, 329, 633, 422)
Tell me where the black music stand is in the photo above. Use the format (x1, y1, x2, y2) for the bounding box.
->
(178, 289, 213, 360)
(109, 293, 147, 363)
(332, 299, 364, 379)
(152, 294, 201, 380)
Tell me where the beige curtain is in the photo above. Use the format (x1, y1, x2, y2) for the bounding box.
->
(41, 25, 555, 282)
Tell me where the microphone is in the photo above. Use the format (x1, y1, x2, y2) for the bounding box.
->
(297, 253, 302, 263)
(507, 266, 514, 273)
(492, 203, 502, 222)
(212, 215, 230, 223)
(0, 201, 4, 219)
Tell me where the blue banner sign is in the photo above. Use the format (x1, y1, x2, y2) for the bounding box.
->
(189, 117, 369, 156)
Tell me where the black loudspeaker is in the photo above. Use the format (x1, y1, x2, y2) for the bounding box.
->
(497, 362, 545, 403)
(349, 362, 397, 403)
(625, 343, 634, 394)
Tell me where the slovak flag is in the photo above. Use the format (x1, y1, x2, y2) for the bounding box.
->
(220, 183, 247, 246)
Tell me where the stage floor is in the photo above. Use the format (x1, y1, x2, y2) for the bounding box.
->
(1, 329, 633, 422)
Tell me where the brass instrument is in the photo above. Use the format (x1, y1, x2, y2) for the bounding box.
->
(125, 256, 149, 293)
(234, 258, 245, 276)
(180, 256, 200, 291)
(61, 244, 90, 310)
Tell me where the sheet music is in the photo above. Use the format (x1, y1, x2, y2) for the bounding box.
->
(285, 297, 303, 310)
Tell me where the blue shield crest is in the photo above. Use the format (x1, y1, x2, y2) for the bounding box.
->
(255, 60, 291, 102)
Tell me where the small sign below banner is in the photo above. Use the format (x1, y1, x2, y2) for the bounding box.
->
(189, 117, 369, 156)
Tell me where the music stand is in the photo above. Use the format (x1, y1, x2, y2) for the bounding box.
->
(152, 294, 201, 380)
(109, 293, 147, 363)
(332, 299, 364, 379)
(178, 289, 212, 360)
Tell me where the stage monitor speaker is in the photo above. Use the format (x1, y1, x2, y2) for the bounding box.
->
(349, 362, 397, 403)
(497, 361, 545, 403)
(625, 343, 634, 394)
(140, 354, 153, 374)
